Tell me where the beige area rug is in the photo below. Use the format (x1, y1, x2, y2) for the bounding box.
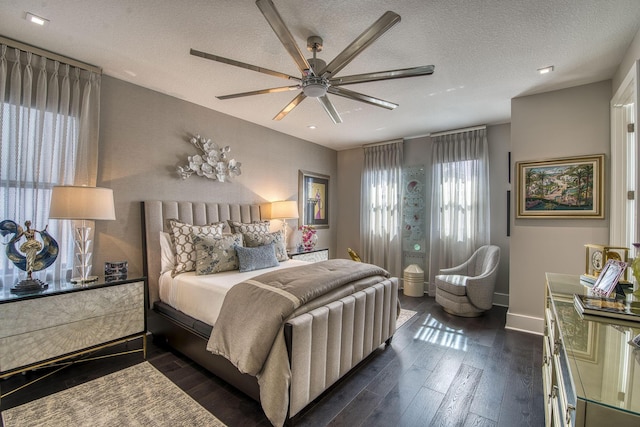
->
(396, 308, 418, 329)
(1, 362, 226, 427)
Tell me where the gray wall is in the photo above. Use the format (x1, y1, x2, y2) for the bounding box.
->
(94, 76, 337, 275)
(508, 80, 611, 334)
(335, 124, 512, 303)
(614, 25, 640, 91)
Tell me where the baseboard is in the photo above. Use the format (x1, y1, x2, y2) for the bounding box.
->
(505, 310, 543, 335)
(492, 292, 509, 307)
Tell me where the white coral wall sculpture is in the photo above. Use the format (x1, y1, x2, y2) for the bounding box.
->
(177, 135, 242, 182)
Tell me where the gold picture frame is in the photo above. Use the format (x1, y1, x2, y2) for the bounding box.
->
(515, 154, 604, 218)
(298, 170, 329, 229)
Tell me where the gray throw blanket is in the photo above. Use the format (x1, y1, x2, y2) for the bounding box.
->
(206, 259, 389, 376)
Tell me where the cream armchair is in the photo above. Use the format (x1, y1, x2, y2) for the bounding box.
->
(434, 245, 500, 317)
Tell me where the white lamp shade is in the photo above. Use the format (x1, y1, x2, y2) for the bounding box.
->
(269, 200, 299, 219)
(49, 186, 116, 220)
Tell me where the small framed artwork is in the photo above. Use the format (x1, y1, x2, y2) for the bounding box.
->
(515, 154, 604, 218)
(105, 261, 128, 281)
(298, 170, 329, 229)
(591, 259, 627, 297)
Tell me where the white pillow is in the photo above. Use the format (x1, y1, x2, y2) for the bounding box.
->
(159, 231, 175, 274)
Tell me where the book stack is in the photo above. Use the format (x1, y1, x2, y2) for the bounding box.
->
(574, 293, 640, 324)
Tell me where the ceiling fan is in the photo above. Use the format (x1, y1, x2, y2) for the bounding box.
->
(190, 0, 435, 124)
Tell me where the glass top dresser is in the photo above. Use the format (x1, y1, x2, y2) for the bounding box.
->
(544, 272, 640, 426)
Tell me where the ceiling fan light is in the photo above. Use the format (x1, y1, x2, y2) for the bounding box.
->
(302, 83, 327, 97)
(302, 75, 329, 98)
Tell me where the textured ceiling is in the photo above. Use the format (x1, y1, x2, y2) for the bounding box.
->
(1, 0, 640, 150)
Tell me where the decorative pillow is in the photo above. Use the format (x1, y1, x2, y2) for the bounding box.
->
(226, 220, 270, 241)
(169, 219, 224, 276)
(236, 243, 279, 273)
(193, 233, 243, 275)
(243, 230, 288, 262)
(159, 231, 176, 274)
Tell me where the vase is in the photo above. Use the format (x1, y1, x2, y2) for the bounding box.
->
(302, 232, 317, 252)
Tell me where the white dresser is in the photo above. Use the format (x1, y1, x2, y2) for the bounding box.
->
(544, 273, 640, 426)
(0, 275, 146, 376)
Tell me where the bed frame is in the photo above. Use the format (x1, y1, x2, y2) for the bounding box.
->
(142, 200, 398, 424)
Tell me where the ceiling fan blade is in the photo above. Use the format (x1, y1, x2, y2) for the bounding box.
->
(217, 85, 300, 100)
(273, 92, 307, 121)
(190, 49, 300, 82)
(256, 0, 312, 74)
(320, 11, 400, 78)
(330, 65, 435, 86)
(317, 95, 343, 124)
(328, 86, 398, 110)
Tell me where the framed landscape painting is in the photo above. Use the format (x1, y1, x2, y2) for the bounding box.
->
(516, 154, 604, 218)
(298, 170, 329, 228)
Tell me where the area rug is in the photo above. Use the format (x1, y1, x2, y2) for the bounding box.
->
(1, 362, 226, 427)
(396, 308, 418, 329)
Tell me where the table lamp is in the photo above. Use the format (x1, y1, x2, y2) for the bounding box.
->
(49, 186, 116, 283)
(267, 200, 299, 247)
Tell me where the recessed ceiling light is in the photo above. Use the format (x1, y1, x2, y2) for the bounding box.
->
(26, 12, 49, 26)
(307, 125, 317, 130)
(537, 66, 554, 75)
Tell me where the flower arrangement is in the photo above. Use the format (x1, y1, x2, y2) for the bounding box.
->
(298, 225, 317, 252)
(177, 134, 241, 182)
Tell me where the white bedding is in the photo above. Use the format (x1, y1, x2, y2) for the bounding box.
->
(158, 260, 310, 326)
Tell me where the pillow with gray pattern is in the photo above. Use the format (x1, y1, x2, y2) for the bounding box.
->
(226, 220, 270, 241)
(168, 219, 224, 276)
(193, 233, 243, 275)
(242, 230, 288, 262)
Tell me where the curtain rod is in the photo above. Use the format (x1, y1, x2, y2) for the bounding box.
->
(362, 138, 403, 148)
(0, 35, 102, 74)
(430, 125, 486, 138)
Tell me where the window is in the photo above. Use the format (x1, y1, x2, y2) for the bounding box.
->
(428, 128, 490, 294)
(441, 159, 479, 241)
(361, 140, 403, 277)
(0, 43, 101, 286)
(0, 104, 77, 284)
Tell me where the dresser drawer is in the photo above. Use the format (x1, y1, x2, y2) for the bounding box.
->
(0, 280, 145, 373)
(289, 248, 329, 262)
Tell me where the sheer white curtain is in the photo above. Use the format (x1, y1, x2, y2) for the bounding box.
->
(0, 43, 101, 286)
(361, 140, 403, 278)
(428, 128, 490, 295)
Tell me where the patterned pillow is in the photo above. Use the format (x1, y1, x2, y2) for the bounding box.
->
(242, 230, 288, 262)
(193, 233, 243, 275)
(236, 243, 279, 273)
(227, 220, 270, 241)
(169, 219, 224, 276)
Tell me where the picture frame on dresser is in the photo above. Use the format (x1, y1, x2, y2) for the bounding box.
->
(592, 259, 627, 297)
(298, 170, 329, 229)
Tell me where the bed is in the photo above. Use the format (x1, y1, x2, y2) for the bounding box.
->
(142, 200, 399, 426)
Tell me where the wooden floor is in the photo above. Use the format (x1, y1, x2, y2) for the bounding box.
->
(1, 293, 544, 426)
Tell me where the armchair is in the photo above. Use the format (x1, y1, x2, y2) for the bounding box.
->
(434, 245, 500, 317)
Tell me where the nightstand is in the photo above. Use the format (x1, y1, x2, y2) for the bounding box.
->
(288, 247, 329, 262)
(0, 273, 147, 384)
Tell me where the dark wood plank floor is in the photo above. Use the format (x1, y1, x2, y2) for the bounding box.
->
(1, 293, 544, 426)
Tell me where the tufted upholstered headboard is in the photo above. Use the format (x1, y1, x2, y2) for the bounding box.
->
(142, 201, 262, 307)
